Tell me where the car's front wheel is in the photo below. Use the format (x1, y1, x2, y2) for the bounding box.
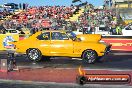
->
(27, 48, 42, 62)
(82, 50, 97, 64)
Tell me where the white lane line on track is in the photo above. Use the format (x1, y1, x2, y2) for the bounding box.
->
(71, 58, 82, 60)
(0, 79, 60, 85)
(57, 68, 132, 71)
(112, 53, 132, 55)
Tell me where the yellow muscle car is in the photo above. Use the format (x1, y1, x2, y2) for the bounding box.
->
(11, 30, 111, 64)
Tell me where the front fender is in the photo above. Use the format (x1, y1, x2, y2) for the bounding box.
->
(74, 42, 107, 57)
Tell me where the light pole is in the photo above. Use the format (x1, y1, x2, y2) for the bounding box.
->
(128, 0, 132, 9)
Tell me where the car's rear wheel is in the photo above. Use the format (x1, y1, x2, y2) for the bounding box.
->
(27, 48, 42, 62)
(82, 50, 97, 64)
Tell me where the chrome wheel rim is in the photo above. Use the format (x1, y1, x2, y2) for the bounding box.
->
(83, 51, 95, 63)
(28, 49, 39, 60)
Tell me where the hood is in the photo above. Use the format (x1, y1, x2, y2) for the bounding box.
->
(77, 34, 101, 42)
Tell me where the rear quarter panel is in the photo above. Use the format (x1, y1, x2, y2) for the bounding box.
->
(14, 33, 42, 53)
(73, 42, 106, 57)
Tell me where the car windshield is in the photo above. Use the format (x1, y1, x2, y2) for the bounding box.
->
(9, 30, 17, 33)
(6, 29, 17, 33)
(66, 31, 77, 40)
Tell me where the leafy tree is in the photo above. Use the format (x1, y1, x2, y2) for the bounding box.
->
(72, 0, 81, 3)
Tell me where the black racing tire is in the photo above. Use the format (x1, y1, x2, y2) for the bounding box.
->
(82, 49, 97, 64)
(27, 48, 42, 62)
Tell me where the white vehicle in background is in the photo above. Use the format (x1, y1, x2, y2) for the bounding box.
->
(73, 29, 83, 35)
(92, 31, 110, 35)
(5, 29, 20, 34)
(122, 24, 132, 36)
(73, 27, 110, 35)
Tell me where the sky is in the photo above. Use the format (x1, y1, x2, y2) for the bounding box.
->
(0, 0, 104, 6)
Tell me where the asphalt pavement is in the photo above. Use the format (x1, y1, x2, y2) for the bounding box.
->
(0, 51, 132, 88)
(0, 51, 132, 70)
(0, 79, 131, 88)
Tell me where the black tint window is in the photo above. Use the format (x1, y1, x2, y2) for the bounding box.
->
(9, 30, 17, 33)
(37, 32, 50, 40)
(126, 28, 130, 30)
(52, 32, 69, 40)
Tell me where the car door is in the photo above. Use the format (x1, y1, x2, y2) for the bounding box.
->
(50, 32, 73, 56)
(36, 32, 51, 55)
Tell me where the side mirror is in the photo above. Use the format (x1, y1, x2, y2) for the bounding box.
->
(77, 38, 81, 41)
(72, 38, 76, 41)
(72, 38, 81, 41)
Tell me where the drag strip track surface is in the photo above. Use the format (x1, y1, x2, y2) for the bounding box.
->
(0, 51, 132, 70)
(0, 80, 131, 88)
(0, 51, 132, 88)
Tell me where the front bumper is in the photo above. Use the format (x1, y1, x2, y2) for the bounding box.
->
(100, 44, 111, 55)
(104, 45, 111, 55)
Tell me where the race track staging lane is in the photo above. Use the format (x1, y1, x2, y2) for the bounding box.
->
(0, 51, 132, 87)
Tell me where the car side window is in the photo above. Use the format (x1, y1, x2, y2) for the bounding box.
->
(37, 32, 50, 40)
(126, 25, 132, 30)
(51, 32, 69, 40)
